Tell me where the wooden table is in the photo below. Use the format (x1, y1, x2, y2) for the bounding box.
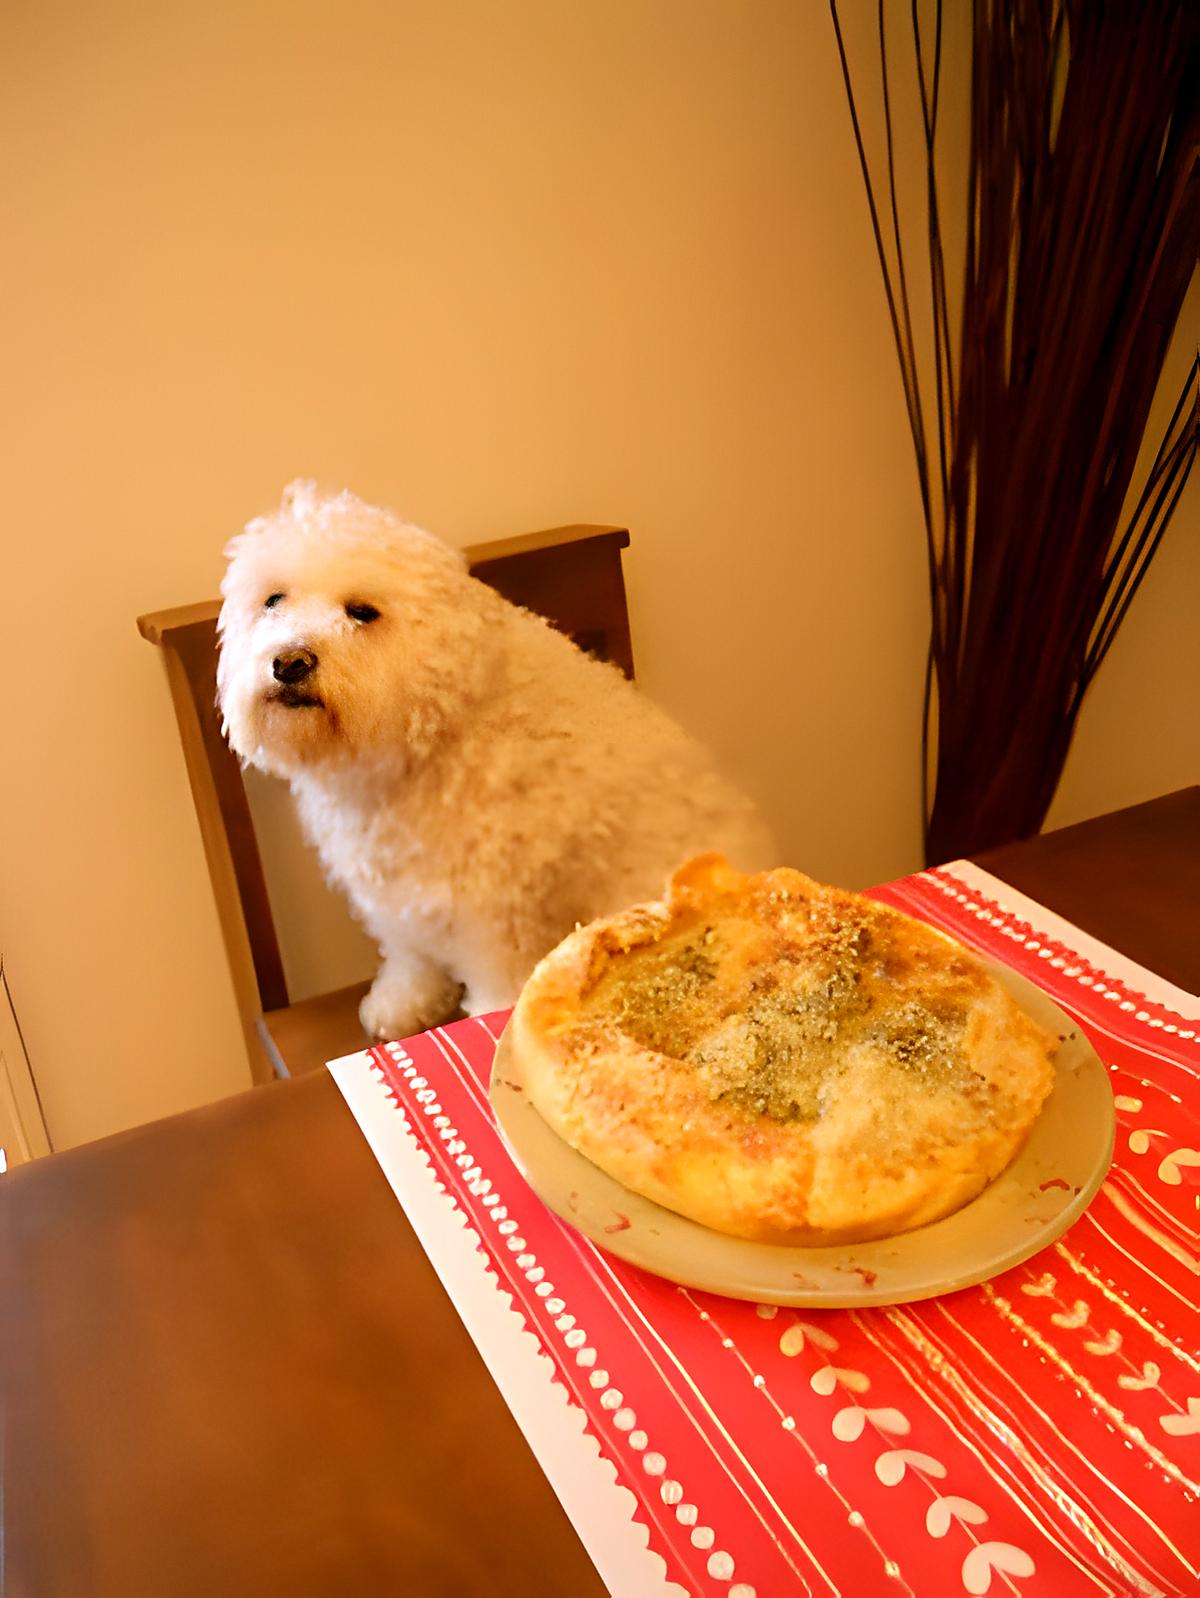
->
(973, 786, 1200, 997)
(5, 789, 1197, 1597)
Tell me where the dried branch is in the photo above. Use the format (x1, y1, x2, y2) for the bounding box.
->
(831, 0, 1200, 860)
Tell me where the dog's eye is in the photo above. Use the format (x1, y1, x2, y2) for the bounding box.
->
(263, 592, 285, 609)
(345, 602, 381, 624)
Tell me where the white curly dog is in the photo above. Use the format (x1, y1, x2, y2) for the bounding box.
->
(218, 482, 775, 1041)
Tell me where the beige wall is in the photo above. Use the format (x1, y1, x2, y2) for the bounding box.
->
(1044, 276, 1200, 832)
(1, 2, 1193, 1150)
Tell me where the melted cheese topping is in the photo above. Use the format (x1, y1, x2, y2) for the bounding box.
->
(580, 883, 988, 1124)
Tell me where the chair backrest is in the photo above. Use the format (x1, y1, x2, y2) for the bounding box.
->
(139, 523, 632, 1080)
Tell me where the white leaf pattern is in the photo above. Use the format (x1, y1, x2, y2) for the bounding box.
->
(961, 1541, 1036, 1594)
(926, 1496, 989, 1538)
(1128, 1127, 1165, 1155)
(1020, 1272, 1056, 1297)
(1049, 1300, 1089, 1329)
(799, 1319, 839, 1350)
(875, 1448, 947, 1486)
(1082, 1328, 1122, 1356)
(1159, 1397, 1200, 1437)
(831, 1407, 865, 1441)
(1158, 1147, 1200, 1185)
(810, 1366, 871, 1395)
(832, 1406, 910, 1441)
(779, 1319, 840, 1357)
(1117, 1361, 1161, 1391)
(867, 1408, 911, 1435)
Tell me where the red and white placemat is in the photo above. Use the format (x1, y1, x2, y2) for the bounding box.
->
(329, 863, 1200, 1597)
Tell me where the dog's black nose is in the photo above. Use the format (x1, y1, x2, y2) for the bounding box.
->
(272, 647, 318, 684)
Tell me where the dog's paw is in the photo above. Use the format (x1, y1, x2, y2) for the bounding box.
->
(359, 968, 464, 1042)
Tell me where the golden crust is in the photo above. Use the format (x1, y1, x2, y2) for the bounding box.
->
(508, 856, 1057, 1245)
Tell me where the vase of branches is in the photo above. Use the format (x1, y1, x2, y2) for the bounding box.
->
(832, 0, 1199, 863)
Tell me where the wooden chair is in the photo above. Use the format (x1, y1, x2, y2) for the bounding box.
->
(139, 524, 633, 1083)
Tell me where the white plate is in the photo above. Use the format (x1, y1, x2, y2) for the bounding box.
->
(489, 962, 1114, 1308)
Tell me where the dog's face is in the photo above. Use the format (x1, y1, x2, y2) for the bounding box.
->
(217, 482, 495, 778)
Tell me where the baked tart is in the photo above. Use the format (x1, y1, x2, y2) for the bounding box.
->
(506, 856, 1056, 1245)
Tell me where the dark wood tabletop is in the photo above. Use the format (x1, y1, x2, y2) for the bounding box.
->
(4, 788, 1197, 1597)
(973, 786, 1200, 996)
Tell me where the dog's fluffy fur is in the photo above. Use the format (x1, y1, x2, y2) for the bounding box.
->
(218, 482, 775, 1040)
